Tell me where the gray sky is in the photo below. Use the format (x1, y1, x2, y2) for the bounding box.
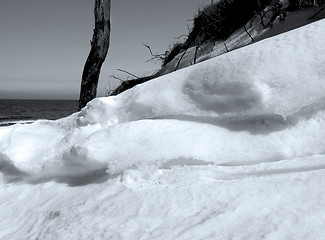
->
(0, 0, 211, 99)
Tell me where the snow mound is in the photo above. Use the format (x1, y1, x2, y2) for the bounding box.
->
(1, 20, 325, 180)
(79, 18, 325, 126)
(1, 19, 325, 240)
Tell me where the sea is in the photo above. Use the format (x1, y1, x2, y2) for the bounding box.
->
(0, 99, 79, 127)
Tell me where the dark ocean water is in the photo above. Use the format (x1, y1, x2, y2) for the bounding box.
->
(0, 99, 78, 126)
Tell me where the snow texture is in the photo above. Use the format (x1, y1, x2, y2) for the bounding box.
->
(0, 19, 325, 239)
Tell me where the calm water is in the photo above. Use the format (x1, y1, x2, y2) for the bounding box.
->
(0, 99, 78, 126)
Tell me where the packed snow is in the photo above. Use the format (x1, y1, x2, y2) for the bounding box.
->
(1, 19, 325, 239)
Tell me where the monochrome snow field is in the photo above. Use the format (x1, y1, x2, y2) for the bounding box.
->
(0, 19, 325, 239)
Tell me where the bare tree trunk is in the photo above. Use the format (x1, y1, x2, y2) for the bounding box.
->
(79, 0, 111, 110)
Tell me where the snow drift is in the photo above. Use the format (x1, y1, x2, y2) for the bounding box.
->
(1, 19, 324, 178)
(0, 19, 325, 239)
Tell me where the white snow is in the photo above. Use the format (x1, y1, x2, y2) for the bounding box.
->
(1, 19, 325, 239)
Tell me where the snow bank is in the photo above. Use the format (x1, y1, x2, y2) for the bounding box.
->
(0, 19, 325, 240)
(80, 18, 325, 126)
(1, 20, 325, 178)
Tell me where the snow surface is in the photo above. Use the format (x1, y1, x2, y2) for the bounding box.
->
(1, 19, 325, 239)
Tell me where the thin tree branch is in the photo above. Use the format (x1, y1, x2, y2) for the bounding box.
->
(110, 75, 125, 83)
(143, 44, 165, 62)
(116, 69, 139, 79)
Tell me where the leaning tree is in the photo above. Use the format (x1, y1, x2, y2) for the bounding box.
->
(79, 0, 111, 110)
